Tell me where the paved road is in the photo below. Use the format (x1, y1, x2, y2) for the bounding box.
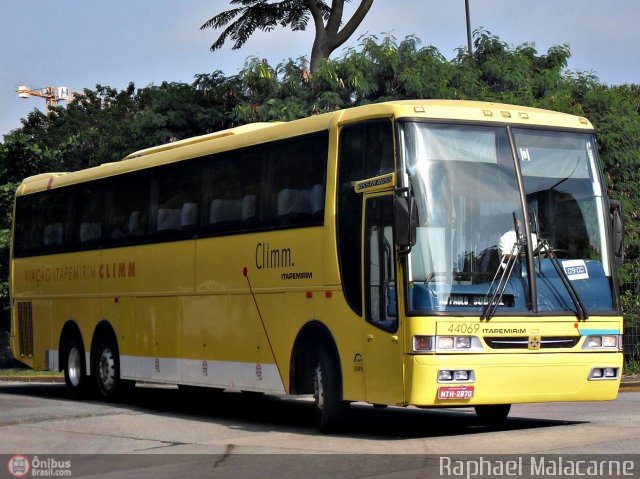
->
(0, 382, 638, 477)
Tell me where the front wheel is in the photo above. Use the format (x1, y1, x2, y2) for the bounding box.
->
(313, 345, 349, 433)
(94, 339, 132, 401)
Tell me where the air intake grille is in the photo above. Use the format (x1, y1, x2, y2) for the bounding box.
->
(485, 336, 580, 350)
(17, 302, 33, 357)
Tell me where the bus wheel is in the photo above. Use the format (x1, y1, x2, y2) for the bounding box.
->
(63, 339, 88, 397)
(475, 404, 511, 426)
(94, 339, 127, 401)
(313, 346, 348, 433)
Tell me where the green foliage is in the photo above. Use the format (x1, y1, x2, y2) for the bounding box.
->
(579, 85, 640, 257)
(201, 1, 374, 73)
(1, 30, 640, 328)
(201, 0, 329, 52)
(625, 358, 640, 375)
(0, 329, 17, 368)
(618, 260, 640, 325)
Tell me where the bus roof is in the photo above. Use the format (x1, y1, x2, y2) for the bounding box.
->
(16, 100, 594, 196)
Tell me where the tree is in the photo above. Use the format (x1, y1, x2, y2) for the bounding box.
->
(2, 31, 640, 285)
(200, 0, 374, 73)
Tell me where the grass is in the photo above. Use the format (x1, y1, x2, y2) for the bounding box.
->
(624, 358, 640, 376)
(0, 368, 62, 377)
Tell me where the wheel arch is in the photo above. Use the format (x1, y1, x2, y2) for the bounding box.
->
(289, 320, 342, 396)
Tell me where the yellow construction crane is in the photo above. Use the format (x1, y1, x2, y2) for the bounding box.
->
(16, 85, 73, 110)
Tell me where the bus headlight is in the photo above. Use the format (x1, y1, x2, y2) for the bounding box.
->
(412, 335, 483, 352)
(582, 335, 621, 350)
(438, 336, 472, 349)
(453, 370, 470, 381)
(438, 369, 475, 383)
(589, 367, 619, 380)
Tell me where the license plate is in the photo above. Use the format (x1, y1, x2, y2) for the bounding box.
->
(437, 385, 474, 400)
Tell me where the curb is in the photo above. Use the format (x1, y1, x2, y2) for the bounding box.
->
(620, 380, 640, 390)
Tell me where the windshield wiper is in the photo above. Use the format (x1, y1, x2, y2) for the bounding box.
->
(480, 237, 523, 321)
(536, 239, 589, 320)
(482, 213, 526, 321)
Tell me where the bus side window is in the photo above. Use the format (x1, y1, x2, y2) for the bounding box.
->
(201, 152, 262, 233)
(14, 196, 36, 256)
(48, 189, 70, 250)
(106, 172, 150, 242)
(15, 193, 58, 256)
(150, 163, 200, 235)
(265, 134, 327, 228)
(72, 184, 105, 246)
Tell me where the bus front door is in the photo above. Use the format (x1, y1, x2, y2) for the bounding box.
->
(362, 194, 405, 406)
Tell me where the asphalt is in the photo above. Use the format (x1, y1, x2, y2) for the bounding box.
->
(0, 374, 638, 390)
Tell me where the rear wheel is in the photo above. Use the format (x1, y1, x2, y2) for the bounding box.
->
(475, 404, 511, 426)
(313, 345, 349, 433)
(94, 339, 132, 401)
(63, 339, 89, 397)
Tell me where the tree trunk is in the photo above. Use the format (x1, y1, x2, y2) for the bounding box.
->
(310, 35, 334, 73)
(306, 0, 374, 74)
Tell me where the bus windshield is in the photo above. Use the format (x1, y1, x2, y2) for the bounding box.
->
(401, 122, 615, 315)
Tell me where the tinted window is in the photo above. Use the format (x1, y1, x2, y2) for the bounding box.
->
(13, 131, 329, 257)
(202, 132, 328, 235)
(106, 171, 150, 243)
(202, 151, 262, 233)
(70, 183, 106, 247)
(150, 163, 201, 235)
(337, 119, 395, 315)
(365, 195, 398, 331)
(14, 195, 39, 257)
(14, 188, 69, 257)
(266, 134, 327, 228)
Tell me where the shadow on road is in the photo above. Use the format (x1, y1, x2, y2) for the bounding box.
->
(0, 382, 584, 439)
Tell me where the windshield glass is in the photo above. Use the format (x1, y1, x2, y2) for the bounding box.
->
(401, 122, 529, 313)
(514, 128, 614, 312)
(401, 122, 615, 315)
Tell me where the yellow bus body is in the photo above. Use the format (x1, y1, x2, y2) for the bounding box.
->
(10, 100, 623, 423)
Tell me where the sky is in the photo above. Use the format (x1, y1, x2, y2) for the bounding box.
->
(1, 0, 639, 138)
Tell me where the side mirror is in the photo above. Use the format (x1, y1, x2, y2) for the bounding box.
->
(609, 199, 624, 265)
(394, 196, 418, 251)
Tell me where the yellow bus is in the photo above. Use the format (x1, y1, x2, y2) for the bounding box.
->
(10, 100, 625, 431)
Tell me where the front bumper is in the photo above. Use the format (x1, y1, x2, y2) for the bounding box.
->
(406, 352, 622, 406)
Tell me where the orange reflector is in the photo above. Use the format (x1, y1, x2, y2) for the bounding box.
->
(306, 291, 313, 299)
(325, 291, 333, 298)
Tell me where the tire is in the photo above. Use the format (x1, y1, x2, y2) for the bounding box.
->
(475, 404, 511, 426)
(94, 339, 132, 401)
(63, 338, 90, 397)
(313, 345, 349, 433)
